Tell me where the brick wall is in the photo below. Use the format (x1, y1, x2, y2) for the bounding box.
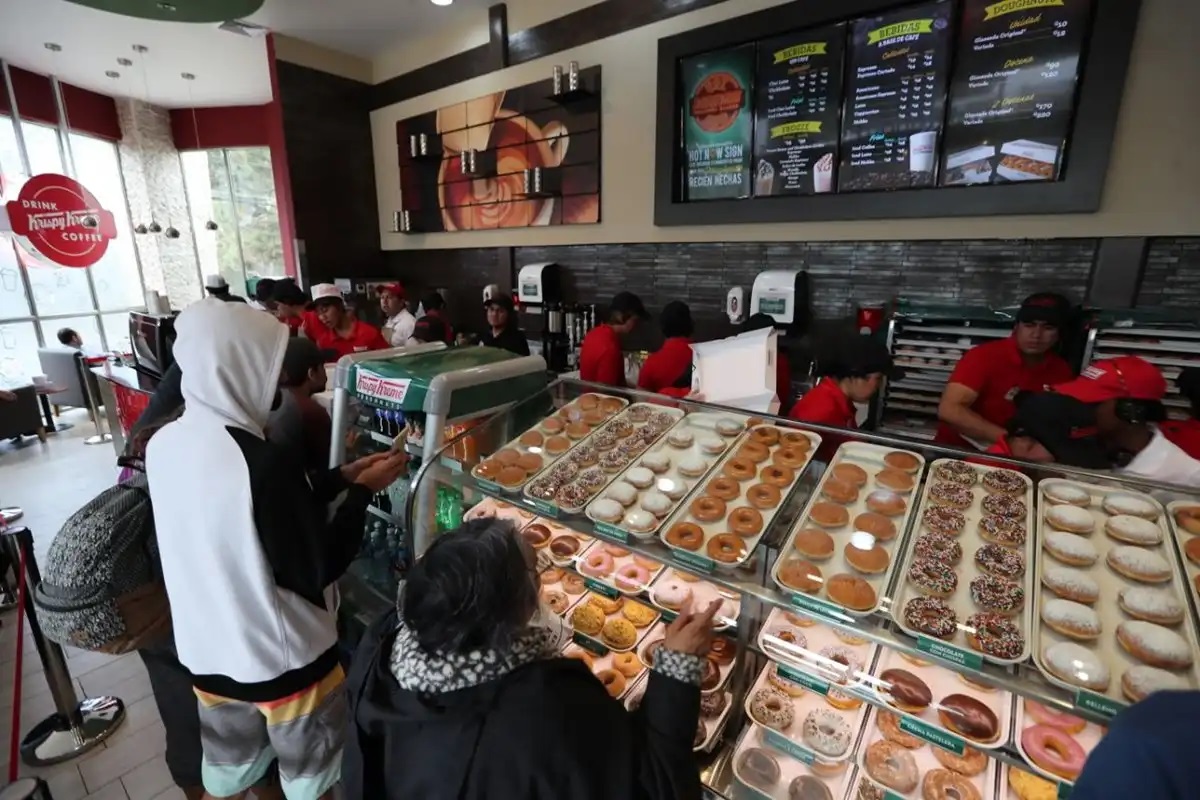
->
(1136, 237, 1200, 309)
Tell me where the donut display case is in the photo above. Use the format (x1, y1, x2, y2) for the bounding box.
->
(338, 378, 1200, 800)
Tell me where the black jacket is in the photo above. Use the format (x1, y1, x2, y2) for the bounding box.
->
(342, 611, 702, 800)
(480, 326, 531, 357)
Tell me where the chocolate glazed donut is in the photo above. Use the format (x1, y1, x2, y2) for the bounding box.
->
(936, 694, 1000, 743)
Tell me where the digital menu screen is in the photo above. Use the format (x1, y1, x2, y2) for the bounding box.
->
(681, 44, 757, 201)
(836, 0, 956, 192)
(751, 25, 846, 196)
(940, 0, 1094, 186)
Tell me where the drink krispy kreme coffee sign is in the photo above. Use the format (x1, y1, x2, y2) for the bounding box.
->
(5, 174, 116, 268)
(354, 369, 412, 408)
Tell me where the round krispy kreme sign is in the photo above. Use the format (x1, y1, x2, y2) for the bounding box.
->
(5, 173, 117, 268)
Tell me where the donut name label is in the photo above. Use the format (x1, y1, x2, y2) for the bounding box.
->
(916, 636, 984, 671)
(475, 478, 502, 494)
(897, 714, 965, 755)
(672, 549, 717, 574)
(1072, 689, 1122, 720)
(593, 521, 631, 543)
(583, 578, 621, 600)
(761, 729, 817, 765)
(1058, 783, 1073, 800)
(572, 632, 609, 656)
(530, 499, 559, 518)
(787, 592, 843, 621)
(776, 663, 830, 696)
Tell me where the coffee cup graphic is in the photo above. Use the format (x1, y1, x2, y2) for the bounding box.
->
(908, 131, 937, 173)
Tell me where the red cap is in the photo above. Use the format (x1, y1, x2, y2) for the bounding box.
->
(375, 282, 405, 299)
(1052, 356, 1167, 404)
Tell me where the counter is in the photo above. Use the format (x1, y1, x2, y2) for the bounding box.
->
(91, 364, 159, 456)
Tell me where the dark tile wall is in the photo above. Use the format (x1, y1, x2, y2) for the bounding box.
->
(276, 61, 383, 283)
(1136, 237, 1200, 309)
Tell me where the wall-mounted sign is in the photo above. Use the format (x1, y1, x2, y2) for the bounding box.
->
(681, 44, 756, 201)
(4, 173, 116, 268)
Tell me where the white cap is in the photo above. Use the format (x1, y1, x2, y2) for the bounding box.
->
(310, 283, 344, 303)
(205, 274, 229, 290)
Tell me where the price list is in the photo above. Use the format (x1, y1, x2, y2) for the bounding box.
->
(838, 0, 955, 192)
(940, 0, 1094, 185)
(751, 25, 846, 196)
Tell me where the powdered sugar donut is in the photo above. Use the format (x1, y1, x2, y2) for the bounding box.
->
(591, 498, 624, 523)
(1104, 514, 1163, 545)
(1117, 620, 1194, 670)
(1106, 545, 1172, 583)
(1102, 493, 1160, 521)
(1043, 532, 1099, 566)
(640, 452, 671, 474)
(623, 509, 656, 533)
(1046, 505, 1095, 534)
(1043, 483, 1091, 506)
(1041, 599, 1102, 640)
(1122, 665, 1189, 702)
(625, 467, 655, 489)
(641, 491, 673, 517)
(1042, 641, 1110, 691)
(1118, 585, 1186, 625)
(1041, 566, 1100, 604)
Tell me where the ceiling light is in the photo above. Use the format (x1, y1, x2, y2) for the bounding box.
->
(117, 58, 133, 67)
(106, 70, 120, 78)
(44, 43, 62, 52)
(430, 0, 453, 6)
(157, 2, 177, 11)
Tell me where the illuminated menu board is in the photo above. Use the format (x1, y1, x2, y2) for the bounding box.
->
(681, 45, 757, 201)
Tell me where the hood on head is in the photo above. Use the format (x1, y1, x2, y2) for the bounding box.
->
(175, 298, 289, 433)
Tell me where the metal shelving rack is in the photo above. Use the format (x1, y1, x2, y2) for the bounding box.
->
(1081, 311, 1200, 421)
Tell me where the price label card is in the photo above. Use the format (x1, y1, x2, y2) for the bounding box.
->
(583, 578, 620, 600)
(660, 608, 678, 624)
(440, 457, 464, 473)
(1073, 690, 1123, 720)
(788, 592, 844, 622)
(672, 549, 716, 574)
(475, 479, 501, 495)
(898, 715, 965, 755)
(884, 792, 906, 800)
(530, 499, 559, 519)
(593, 521, 631, 543)
(917, 637, 984, 671)
(776, 664, 830, 696)
(572, 632, 609, 656)
(762, 729, 816, 765)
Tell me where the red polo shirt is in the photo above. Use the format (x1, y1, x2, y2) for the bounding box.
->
(1161, 419, 1200, 460)
(638, 337, 693, 395)
(313, 320, 390, 362)
(934, 337, 1074, 448)
(788, 377, 857, 429)
(580, 324, 626, 387)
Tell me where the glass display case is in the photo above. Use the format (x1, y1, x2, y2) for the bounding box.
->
(342, 377, 1200, 800)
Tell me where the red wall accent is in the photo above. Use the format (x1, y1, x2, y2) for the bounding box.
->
(0, 66, 121, 141)
(169, 104, 271, 150)
(265, 35, 299, 280)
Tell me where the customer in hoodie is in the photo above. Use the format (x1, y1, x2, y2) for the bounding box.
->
(146, 299, 407, 800)
(342, 517, 719, 800)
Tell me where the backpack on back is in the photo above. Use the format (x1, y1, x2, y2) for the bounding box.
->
(33, 473, 171, 654)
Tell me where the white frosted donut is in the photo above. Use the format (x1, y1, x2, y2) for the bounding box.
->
(641, 491, 673, 517)
(658, 478, 689, 501)
(605, 481, 638, 507)
(1122, 665, 1188, 702)
(1043, 484, 1091, 506)
(591, 498, 624, 523)
(1118, 586, 1185, 625)
(697, 435, 726, 455)
(1041, 566, 1100, 604)
(640, 452, 671, 474)
(1046, 505, 1095, 534)
(716, 417, 743, 437)
(1041, 599, 1102, 640)
(623, 509, 656, 533)
(1103, 493, 1160, 520)
(1043, 532, 1099, 566)
(1117, 620, 1194, 670)
(1106, 545, 1172, 583)
(1104, 514, 1162, 545)
(801, 708, 852, 757)
(626, 467, 655, 489)
(1042, 641, 1110, 691)
(677, 454, 709, 477)
(667, 429, 694, 449)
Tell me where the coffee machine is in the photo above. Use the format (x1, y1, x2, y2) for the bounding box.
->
(517, 262, 569, 371)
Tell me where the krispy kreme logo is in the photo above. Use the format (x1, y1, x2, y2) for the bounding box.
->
(355, 370, 410, 404)
(984, 0, 1065, 20)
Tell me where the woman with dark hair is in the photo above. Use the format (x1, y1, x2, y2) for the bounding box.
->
(638, 301, 694, 397)
(343, 517, 718, 800)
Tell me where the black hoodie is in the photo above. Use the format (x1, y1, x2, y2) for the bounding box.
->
(342, 610, 703, 800)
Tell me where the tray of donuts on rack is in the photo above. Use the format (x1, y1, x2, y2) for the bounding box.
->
(1031, 479, 1200, 711)
(575, 540, 667, 597)
(891, 459, 1035, 666)
(1166, 501, 1200, 625)
(567, 590, 662, 654)
(528, 521, 595, 569)
(472, 392, 627, 492)
(732, 709, 860, 800)
(857, 704, 997, 800)
(659, 424, 820, 570)
(536, 562, 590, 619)
(623, 652, 735, 752)
(771, 442, 927, 617)
(756, 607, 880, 708)
(561, 640, 646, 701)
(647, 567, 740, 631)
(523, 403, 685, 515)
(1014, 697, 1105, 787)
(585, 412, 748, 539)
(637, 621, 737, 696)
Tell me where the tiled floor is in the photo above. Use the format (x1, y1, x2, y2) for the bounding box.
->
(1, 410, 183, 800)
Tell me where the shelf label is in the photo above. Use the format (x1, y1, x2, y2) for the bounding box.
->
(1073, 689, 1123, 720)
(884, 792, 906, 800)
(776, 664, 830, 696)
(583, 578, 620, 600)
(572, 632, 609, 656)
(1058, 782, 1073, 800)
(672, 549, 716, 574)
(593, 521, 631, 543)
(898, 715, 965, 755)
(917, 637, 983, 671)
(530, 499, 559, 519)
(660, 608, 678, 623)
(440, 457, 463, 473)
(761, 729, 816, 765)
(475, 478, 501, 494)
(787, 592, 843, 621)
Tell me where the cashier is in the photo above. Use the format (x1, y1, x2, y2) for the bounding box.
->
(789, 335, 899, 429)
(579, 291, 647, 387)
(272, 280, 321, 339)
(377, 282, 417, 347)
(479, 294, 530, 357)
(935, 292, 1075, 449)
(637, 301, 694, 397)
(310, 283, 390, 361)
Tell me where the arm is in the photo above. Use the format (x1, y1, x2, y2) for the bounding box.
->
(636, 355, 661, 392)
(369, 327, 391, 351)
(938, 382, 1006, 446)
(596, 342, 626, 387)
(1119, 429, 1200, 486)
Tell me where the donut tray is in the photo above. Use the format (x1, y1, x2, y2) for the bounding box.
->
(623, 673, 734, 753)
(584, 411, 748, 540)
(771, 441, 927, 618)
(574, 539, 667, 598)
(522, 403, 686, 516)
(635, 622, 737, 696)
(731, 713, 859, 800)
(1165, 501, 1200, 626)
(469, 392, 627, 493)
(856, 705, 997, 800)
(860, 648, 1013, 752)
(561, 641, 645, 701)
(537, 565, 589, 619)
(756, 608, 880, 701)
(541, 524, 596, 569)
(1013, 696, 1105, 786)
(646, 567, 741, 631)
(657, 424, 821, 573)
(463, 497, 540, 528)
(1031, 479, 1200, 716)
(567, 591, 661, 654)
(743, 661, 871, 764)
(890, 459, 1035, 666)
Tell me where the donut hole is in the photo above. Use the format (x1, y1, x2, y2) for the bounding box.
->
(945, 788, 964, 800)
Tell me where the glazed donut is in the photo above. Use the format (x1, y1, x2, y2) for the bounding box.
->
(747, 483, 782, 510)
(883, 451, 922, 473)
(773, 446, 809, 470)
(539, 567, 565, 586)
(738, 441, 771, 463)
(809, 502, 850, 528)
(793, 528, 835, 560)
(542, 589, 569, 615)
(866, 490, 907, 517)
(1024, 700, 1086, 734)
(708, 636, 736, 664)
(937, 694, 1000, 744)
(561, 573, 586, 595)
(907, 557, 958, 598)
(541, 416, 565, 434)
(749, 687, 794, 730)
(690, 496, 727, 523)
(1173, 505, 1200, 535)
(761, 464, 795, 488)
(903, 596, 957, 640)
(923, 506, 967, 536)
(825, 573, 877, 611)
(475, 460, 502, 480)
(865, 740, 919, 793)
(612, 651, 643, 678)
(751, 426, 781, 446)
(778, 558, 823, 592)
(723, 457, 758, 482)
(666, 522, 705, 551)
(821, 479, 860, 505)
(730, 507, 765, 537)
(875, 468, 915, 494)
(707, 534, 745, 563)
(498, 466, 527, 487)
(801, 709, 852, 757)
(922, 769, 981, 800)
(832, 463, 869, 487)
(844, 542, 890, 575)
(580, 549, 615, 578)
(603, 544, 631, 557)
(737, 748, 781, 790)
(597, 669, 626, 698)
(876, 709, 923, 748)
(854, 512, 897, 542)
(913, 533, 963, 565)
(1021, 725, 1087, 780)
(781, 430, 811, 448)
(965, 612, 1025, 660)
(615, 563, 651, 592)
(931, 746, 988, 778)
(706, 477, 741, 501)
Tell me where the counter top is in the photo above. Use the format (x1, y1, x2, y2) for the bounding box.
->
(90, 364, 159, 393)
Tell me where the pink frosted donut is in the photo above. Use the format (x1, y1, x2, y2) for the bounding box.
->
(615, 563, 651, 592)
(1021, 724, 1087, 780)
(1024, 700, 1086, 734)
(653, 579, 693, 610)
(581, 549, 615, 578)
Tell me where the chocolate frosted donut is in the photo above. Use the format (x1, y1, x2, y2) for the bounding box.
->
(880, 668, 932, 712)
(929, 482, 974, 509)
(969, 574, 1025, 614)
(966, 611, 1025, 660)
(913, 533, 963, 565)
(937, 693, 1000, 743)
(922, 505, 967, 535)
(903, 596, 957, 639)
(982, 468, 1026, 496)
(979, 516, 1027, 548)
(934, 460, 978, 486)
(737, 748, 781, 790)
(982, 494, 1026, 520)
(788, 775, 833, 800)
(975, 543, 1026, 580)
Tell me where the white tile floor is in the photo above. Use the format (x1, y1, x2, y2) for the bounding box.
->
(1, 410, 183, 799)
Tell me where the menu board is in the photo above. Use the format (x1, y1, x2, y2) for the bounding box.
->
(838, 0, 955, 192)
(681, 45, 756, 201)
(751, 26, 846, 196)
(940, 0, 1094, 185)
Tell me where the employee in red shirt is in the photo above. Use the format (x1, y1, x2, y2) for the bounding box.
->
(310, 283, 390, 361)
(638, 301, 694, 397)
(1161, 368, 1200, 459)
(935, 292, 1075, 450)
(272, 280, 321, 339)
(579, 291, 647, 387)
(790, 334, 898, 428)
(420, 291, 455, 344)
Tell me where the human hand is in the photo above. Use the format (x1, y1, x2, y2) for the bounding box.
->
(661, 598, 721, 657)
(345, 452, 408, 491)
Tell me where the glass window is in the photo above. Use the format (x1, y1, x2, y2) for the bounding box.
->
(182, 150, 220, 282)
(0, 320, 41, 384)
(70, 133, 143, 311)
(22, 121, 63, 178)
(0, 114, 24, 190)
(227, 148, 285, 281)
(0, 240, 31, 319)
(100, 312, 132, 354)
(45, 315, 102, 352)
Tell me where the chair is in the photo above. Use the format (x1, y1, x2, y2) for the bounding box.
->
(0, 385, 45, 441)
(37, 347, 100, 420)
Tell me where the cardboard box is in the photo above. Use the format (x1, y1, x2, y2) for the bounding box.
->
(691, 327, 780, 413)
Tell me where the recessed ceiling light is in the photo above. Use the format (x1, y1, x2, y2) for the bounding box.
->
(106, 70, 120, 78)
(157, 2, 177, 11)
(44, 43, 62, 52)
(430, 0, 453, 6)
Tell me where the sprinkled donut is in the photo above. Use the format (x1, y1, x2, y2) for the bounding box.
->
(969, 574, 1025, 615)
(913, 533, 963, 564)
(934, 460, 978, 486)
(975, 543, 1025, 579)
(982, 494, 1027, 520)
(929, 482, 974, 509)
(865, 740, 919, 793)
(979, 517, 1027, 548)
(749, 687, 794, 730)
(800, 708, 852, 757)
(923, 506, 967, 535)
(966, 611, 1025, 659)
(903, 596, 957, 640)
(907, 557, 958, 597)
(982, 468, 1026, 496)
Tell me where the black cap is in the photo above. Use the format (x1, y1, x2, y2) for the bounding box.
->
(820, 335, 902, 380)
(1016, 292, 1070, 329)
(660, 301, 693, 338)
(610, 291, 648, 320)
(412, 315, 448, 343)
(1007, 392, 1110, 469)
(279, 338, 332, 386)
(272, 282, 309, 307)
(484, 294, 515, 311)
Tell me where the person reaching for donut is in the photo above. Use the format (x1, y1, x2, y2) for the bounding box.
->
(342, 516, 721, 800)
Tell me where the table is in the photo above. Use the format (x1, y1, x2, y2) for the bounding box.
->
(32, 383, 69, 433)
